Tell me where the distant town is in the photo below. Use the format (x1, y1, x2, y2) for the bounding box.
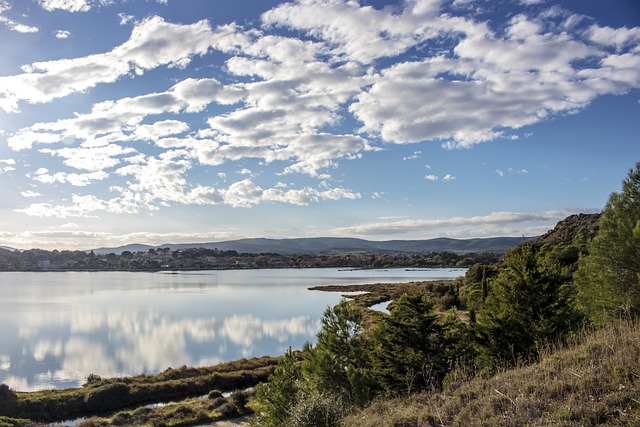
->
(0, 246, 502, 272)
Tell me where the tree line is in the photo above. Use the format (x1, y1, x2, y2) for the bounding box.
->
(0, 246, 500, 272)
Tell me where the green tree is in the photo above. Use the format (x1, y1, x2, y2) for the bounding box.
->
(476, 244, 581, 366)
(371, 293, 446, 395)
(253, 348, 303, 427)
(302, 300, 376, 407)
(575, 162, 640, 324)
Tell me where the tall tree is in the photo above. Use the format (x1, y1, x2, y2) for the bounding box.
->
(476, 244, 581, 365)
(302, 300, 376, 407)
(253, 348, 303, 427)
(575, 162, 640, 324)
(371, 293, 446, 395)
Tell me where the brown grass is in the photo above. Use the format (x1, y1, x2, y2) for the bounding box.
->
(341, 318, 640, 427)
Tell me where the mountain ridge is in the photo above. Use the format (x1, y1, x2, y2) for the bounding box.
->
(91, 236, 534, 256)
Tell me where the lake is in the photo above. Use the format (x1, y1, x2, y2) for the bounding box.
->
(0, 268, 465, 391)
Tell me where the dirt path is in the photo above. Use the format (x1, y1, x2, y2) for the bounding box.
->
(197, 415, 251, 426)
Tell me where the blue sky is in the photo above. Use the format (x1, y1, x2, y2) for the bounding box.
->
(0, 0, 638, 250)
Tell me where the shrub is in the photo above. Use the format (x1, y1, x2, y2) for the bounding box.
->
(84, 374, 102, 386)
(218, 402, 239, 418)
(287, 393, 347, 427)
(84, 382, 130, 412)
(0, 384, 17, 401)
(207, 389, 224, 399)
(230, 389, 249, 411)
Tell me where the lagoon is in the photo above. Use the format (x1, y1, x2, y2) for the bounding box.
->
(0, 268, 465, 391)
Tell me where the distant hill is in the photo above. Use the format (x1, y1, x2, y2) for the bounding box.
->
(0, 246, 16, 252)
(92, 236, 532, 256)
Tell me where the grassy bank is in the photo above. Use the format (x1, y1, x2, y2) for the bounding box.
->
(341, 318, 640, 427)
(0, 357, 278, 425)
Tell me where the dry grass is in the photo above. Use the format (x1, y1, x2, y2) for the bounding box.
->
(342, 318, 640, 427)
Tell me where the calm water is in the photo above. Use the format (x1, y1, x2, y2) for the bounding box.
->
(0, 268, 465, 391)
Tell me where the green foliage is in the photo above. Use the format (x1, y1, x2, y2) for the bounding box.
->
(476, 244, 581, 366)
(341, 319, 640, 427)
(462, 263, 498, 312)
(303, 300, 377, 406)
(575, 162, 640, 324)
(0, 385, 16, 402)
(440, 307, 477, 366)
(83, 382, 130, 413)
(371, 293, 448, 395)
(230, 389, 248, 411)
(253, 348, 303, 427)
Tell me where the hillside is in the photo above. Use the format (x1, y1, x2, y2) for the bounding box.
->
(534, 212, 601, 246)
(92, 236, 531, 256)
(342, 319, 640, 427)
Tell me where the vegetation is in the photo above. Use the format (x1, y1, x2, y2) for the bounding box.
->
(3, 164, 639, 426)
(0, 357, 277, 423)
(250, 163, 640, 426)
(0, 245, 499, 272)
(341, 318, 640, 427)
(575, 161, 640, 324)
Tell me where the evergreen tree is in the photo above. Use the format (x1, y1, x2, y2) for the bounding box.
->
(476, 244, 581, 366)
(253, 348, 302, 427)
(371, 293, 446, 395)
(575, 162, 640, 324)
(302, 299, 376, 406)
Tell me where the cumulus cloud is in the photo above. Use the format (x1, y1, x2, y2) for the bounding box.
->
(4, 0, 640, 216)
(38, 0, 93, 12)
(0, 16, 219, 112)
(332, 209, 593, 238)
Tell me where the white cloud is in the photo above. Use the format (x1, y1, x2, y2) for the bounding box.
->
(403, 150, 422, 161)
(332, 209, 593, 238)
(118, 13, 135, 25)
(30, 169, 108, 186)
(5, 0, 640, 216)
(38, 0, 92, 13)
(0, 158, 16, 173)
(0, 16, 218, 112)
(0, 1, 38, 33)
(20, 190, 42, 198)
(55, 30, 71, 39)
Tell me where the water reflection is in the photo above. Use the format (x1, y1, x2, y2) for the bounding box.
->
(2, 308, 321, 391)
(0, 268, 465, 390)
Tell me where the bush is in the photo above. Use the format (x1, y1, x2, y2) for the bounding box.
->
(230, 389, 249, 411)
(218, 402, 239, 418)
(0, 384, 16, 401)
(288, 393, 347, 427)
(207, 389, 223, 399)
(84, 383, 130, 412)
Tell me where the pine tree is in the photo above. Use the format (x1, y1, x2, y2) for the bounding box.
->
(476, 244, 580, 366)
(253, 348, 302, 427)
(371, 293, 446, 395)
(575, 162, 640, 324)
(302, 300, 376, 406)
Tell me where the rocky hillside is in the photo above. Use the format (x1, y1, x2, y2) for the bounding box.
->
(535, 213, 601, 246)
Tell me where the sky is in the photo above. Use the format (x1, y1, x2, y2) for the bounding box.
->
(0, 0, 638, 251)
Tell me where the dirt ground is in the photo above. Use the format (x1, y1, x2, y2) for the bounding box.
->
(198, 415, 251, 426)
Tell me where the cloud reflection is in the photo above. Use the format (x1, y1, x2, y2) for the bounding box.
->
(4, 307, 320, 391)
